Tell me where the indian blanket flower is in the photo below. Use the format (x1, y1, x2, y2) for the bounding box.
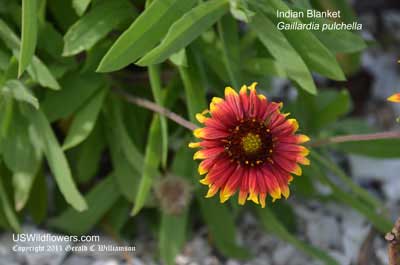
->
(189, 83, 310, 208)
(388, 93, 400, 103)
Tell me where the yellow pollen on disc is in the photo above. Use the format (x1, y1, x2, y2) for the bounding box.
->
(241, 133, 262, 154)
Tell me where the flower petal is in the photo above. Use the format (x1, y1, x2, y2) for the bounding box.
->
(388, 93, 400, 103)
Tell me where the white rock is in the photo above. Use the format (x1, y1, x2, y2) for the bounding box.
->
(329, 250, 351, 265)
(63, 256, 92, 265)
(226, 259, 241, 265)
(305, 216, 341, 250)
(175, 254, 190, 265)
(348, 155, 400, 200)
(92, 260, 120, 265)
(272, 244, 296, 265)
(246, 254, 271, 265)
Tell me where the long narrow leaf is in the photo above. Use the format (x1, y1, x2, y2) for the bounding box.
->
(148, 65, 168, 168)
(249, 12, 316, 94)
(28, 109, 87, 211)
(73, 0, 92, 16)
(63, 0, 134, 56)
(218, 14, 241, 88)
(256, 0, 345, 81)
(159, 211, 188, 265)
(0, 19, 60, 90)
(19, 0, 38, 76)
(131, 116, 162, 215)
(0, 165, 21, 232)
(50, 175, 120, 235)
(97, 0, 197, 72)
(138, 0, 230, 66)
(2, 108, 41, 211)
(62, 87, 107, 150)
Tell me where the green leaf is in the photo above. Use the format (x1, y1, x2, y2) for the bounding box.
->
(298, 12, 366, 53)
(27, 109, 87, 211)
(73, 0, 91, 16)
(199, 197, 251, 259)
(229, 0, 255, 23)
(243, 57, 286, 77)
(258, 0, 345, 81)
(73, 121, 105, 183)
(0, 19, 60, 90)
(218, 14, 241, 88)
(0, 95, 13, 140)
(104, 198, 131, 233)
(97, 0, 197, 72)
(25, 55, 61, 90)
(138, 0, 230, 66)
(249, 12, 316, 94)
(169, 49, 187, 67)
(19, 0, 38, 76)
(63, 0, 134, 56)
(0, 19, 20, 49)
(159, 211, 188, 265)
(42, 72, 104, 121)
(131, 116, 162, 215)
(0, 170, 20, 232)
(2, 79, 39, 109)
(27, 171, 47, 224)
(311, 89, 351, 130)
(50, 176, 120, 235)
(62, 87, 107, 150)
(194, 39, 229, 83)
(0, 48, 10, 71)
(0, 55, 18, 86)
(47, 0, 78, 31)
(148, 65, 168, 167)
(37, 23, 65, 59)
(81, 39, 112, 73)
(2, 109, 41, 211)
(334, 139, 400, 158)
(103, 98, 143, 201)
(178, 50, 207, 123)
(257, 207, 339, 265)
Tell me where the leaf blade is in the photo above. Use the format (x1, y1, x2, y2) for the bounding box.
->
(50, 176, 120, 235)
(63, 0, 134, 56)
(249, 12, 317, 94)
(19, 0, 38, 77)
(62, 87, 107, 150)
(97, 0, 197, 72)
(28, 109, 87, 211)
(137, 0, 230, 66)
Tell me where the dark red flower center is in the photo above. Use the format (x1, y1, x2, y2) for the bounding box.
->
(224, 119, 273, 167)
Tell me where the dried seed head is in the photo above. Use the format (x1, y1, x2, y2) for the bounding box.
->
(154, 175, 192, 215)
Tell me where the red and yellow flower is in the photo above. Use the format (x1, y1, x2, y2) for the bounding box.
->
(388, 93, 400, 103)
(189, 83, 310, 208)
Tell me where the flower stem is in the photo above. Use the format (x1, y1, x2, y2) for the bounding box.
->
(309, 131, 400, 147)
(112, 87, 198, 131)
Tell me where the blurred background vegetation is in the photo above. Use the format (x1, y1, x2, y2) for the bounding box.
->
(0, 0, 399, 264)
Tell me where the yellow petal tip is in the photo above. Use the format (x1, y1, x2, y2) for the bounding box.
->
(388, 93, 400, 103)
(193, 128, 204, 138)
(188, 142, 201, 148)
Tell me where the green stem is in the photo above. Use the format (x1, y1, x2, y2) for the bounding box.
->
(148, 65, 168, 168)
(310, 151, 381, 209)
